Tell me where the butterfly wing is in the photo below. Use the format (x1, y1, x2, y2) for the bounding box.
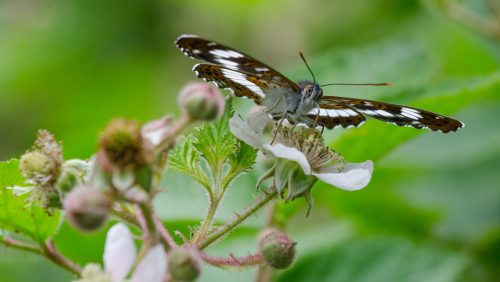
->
(193, 63, 288, 103)
(321, 96, 464, 133)
(303, 102, 366, 129)
(176, 34, 300, 92)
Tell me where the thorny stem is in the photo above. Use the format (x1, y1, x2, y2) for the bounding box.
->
(200, 251, 263, 268)
(2, 237, 82, 276)
(153, 214, 178, 250)
(199, 188, 278, 249)
(192, 160, 224, 244)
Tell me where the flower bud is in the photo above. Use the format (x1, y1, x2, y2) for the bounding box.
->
(258, 229, 296, 269)
(19, 151, 54, 179)
(63, 185, 112, 232)
(168, 247, 202, 281)
(99, 118, 153, 169)
(178, 82, 224, 121)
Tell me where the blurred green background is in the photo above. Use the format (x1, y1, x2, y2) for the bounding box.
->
(1, 0, 500, 281)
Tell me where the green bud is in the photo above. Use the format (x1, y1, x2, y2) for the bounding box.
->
(178, 82, 224, 121)
(55, 168, 80, 196)
(168, 247, 201, 281)
(63, 185, 112, 232)
(259, 229, 296, 269)
(19, 151, 54, 179)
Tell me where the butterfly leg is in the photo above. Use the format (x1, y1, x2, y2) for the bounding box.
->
(271, 113, 287, 145)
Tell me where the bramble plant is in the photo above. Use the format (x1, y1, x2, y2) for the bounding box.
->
(0, 81, 373, 282)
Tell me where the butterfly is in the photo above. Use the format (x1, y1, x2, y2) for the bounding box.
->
(175, 34, 464, 133)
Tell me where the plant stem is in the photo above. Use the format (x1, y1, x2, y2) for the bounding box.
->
(200, 251, 263, 268)
(157, 113, 192, 153)
(41, 240, 82, 276)
(199, 189, 278, 249)
(153, 214, 177, 250)
(192, 196, 219, 244)
(1, 236, 42, 255)
(2, 237, 82, 276)
(134, 203, 159, 266)
(111, 204, 140, 228)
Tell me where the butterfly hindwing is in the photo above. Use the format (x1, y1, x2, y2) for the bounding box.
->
(322, 96, 464, 133)
(176, 34, 299, 91)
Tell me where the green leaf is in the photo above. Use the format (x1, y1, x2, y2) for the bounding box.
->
(169, 136, 211, 190)
(192, 100, 236, 168)
(223, 140, 257, 188)
(278, 236, 469, 282)
(0, 159, 62, 242)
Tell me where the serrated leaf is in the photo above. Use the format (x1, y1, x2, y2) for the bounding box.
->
(168, 136, 211, 190)
(223, 140, 257, 188)
(279, 236, 469, 282)
(192, 101, 236, 168)
(0, 159, 62, 242)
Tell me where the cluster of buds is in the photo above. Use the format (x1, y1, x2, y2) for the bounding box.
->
(18, 130, 64, 209)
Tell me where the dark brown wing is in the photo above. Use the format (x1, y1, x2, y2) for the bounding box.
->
(321, 96, 464, 133)
(194, 64, 289, 104)
(175, 34, 299, 92)
(304, 102, 366, 129)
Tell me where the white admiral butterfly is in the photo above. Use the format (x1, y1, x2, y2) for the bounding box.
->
(176, 34, 464, 133)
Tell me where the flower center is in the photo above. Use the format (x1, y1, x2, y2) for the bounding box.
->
(274, 127, 344, 170)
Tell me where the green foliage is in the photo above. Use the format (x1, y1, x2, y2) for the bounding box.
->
(278, 236, 469, 282)
(169, 100, 257, 194)
(0, 159, 61, 242)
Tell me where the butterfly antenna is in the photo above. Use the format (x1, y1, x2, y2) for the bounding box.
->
(299, 52, 316, 84)
(321, 82, 392, 87)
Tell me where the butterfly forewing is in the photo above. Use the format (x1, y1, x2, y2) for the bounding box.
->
(194, 63, 286, 103)
(322, 96, 464, 132)
(176, 34, 299, 91)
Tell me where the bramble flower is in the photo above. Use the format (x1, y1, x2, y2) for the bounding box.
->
(75, 223, 167, 282)
(229, 110, 373, 213)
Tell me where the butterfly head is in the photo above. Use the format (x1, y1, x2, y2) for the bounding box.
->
(299, 81, 323, 101)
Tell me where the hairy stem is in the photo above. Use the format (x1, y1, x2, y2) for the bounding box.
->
(193, 196, 219, 244)
(157, 113, 193, 153)
(199, 189, 278, 249)
(200, 251, 263, 268)
(153, 214, 178, 250)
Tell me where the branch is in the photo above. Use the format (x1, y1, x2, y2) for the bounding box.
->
(1, 236, 42, 255)
(199, 188, 278, 249)
(41, 240, 82, 276)
(2, 236, 82, 276)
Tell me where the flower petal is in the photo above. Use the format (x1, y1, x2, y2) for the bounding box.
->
(247, 108, 271, 136)
(264, 143, 311, 175)
(131, 244, 167, 282)
(312, 160, 373, 191)
(104, 223, 136, 282)
(229, 115, 265, 149)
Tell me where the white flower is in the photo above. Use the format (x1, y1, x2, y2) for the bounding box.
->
(103, 223, 167, 282)
(229, 110, 373, 191)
